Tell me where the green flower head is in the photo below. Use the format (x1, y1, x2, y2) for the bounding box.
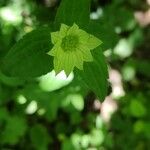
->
(48, 23, 102, 76)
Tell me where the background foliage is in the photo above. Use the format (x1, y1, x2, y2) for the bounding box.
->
(0, 0, 150, 149)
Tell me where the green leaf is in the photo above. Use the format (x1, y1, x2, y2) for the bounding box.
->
(129, 100, 146, 118)
(62, 139, 74, 150)
(39, 71, 73, 92)
(1, 27, 53, 79)
(66, 94, 84, 111)
(136, 60, 150, 78)
(88, 21, 119, 50)
(76, 48, 108, 101)
(0, 108, 9, 122)
(30, 124, 50, 150)
(20, 84, 60, 121)
(102, 5, 136, 31)
(90, 129, 104, 146)
(1, 116, 27, 145)
(55, 0, 91, 29)
(0, 71, 24, 86)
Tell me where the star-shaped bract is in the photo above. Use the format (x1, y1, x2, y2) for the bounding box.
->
(48, 23, 102, 76)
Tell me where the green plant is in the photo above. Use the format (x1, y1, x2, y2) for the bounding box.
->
(1, 0, 108, 101)
(0, 0, 149, 150)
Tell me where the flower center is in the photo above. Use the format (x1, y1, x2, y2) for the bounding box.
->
(61, 35, 79, 52)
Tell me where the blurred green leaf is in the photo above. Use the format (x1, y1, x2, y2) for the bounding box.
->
(71, 133, 82, 149)
(136, 60, 150, 78)
(1, 116, 27, 145)
(40, 96, 60, 122)
(0, 71, 24, 86)
(0, 108, 9, 122)
(62, 138, 74, 150)
(129, 100, 146, 118)
(134, 120, 145, 134)
(0, 6, 22, 25)
(20, 84, 60, 121)
(90, 129, 104, 146)
(66, 94, 84, 111)
(122, 63, 136, 81)
(114, 38, 133, 58)
(30, 124, 50, 150)
(38, 71, 73, 92)
(102, 5, 136, 31)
